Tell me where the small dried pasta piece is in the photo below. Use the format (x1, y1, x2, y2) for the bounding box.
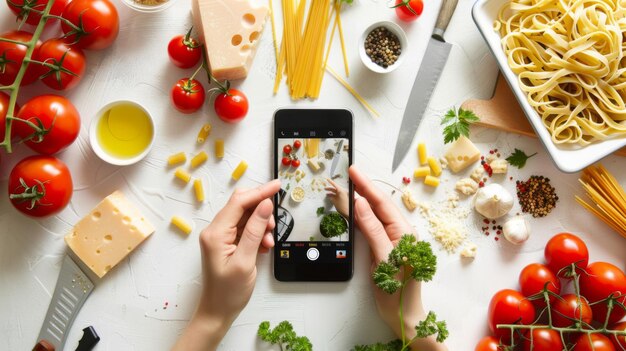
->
(168, 152, 186, 166)
(174, 168, 192, 183)
(427, 157, 442, 177)
(197, 124, 211, 144)
(190, 151, 208, 168)
(231, 161, 248, 180)
(414, 166, 431, 178)
(424, 175, 440, 187)
(193, 179, 205, 202)
(417, 143, 427, 165)
(171, 216, 192, 235)
(215, 139, 225, 158)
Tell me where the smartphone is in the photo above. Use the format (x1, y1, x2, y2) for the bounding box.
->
(273, 109, 354, 281)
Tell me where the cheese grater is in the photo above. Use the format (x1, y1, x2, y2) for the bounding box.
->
(35, 255, 94, 350)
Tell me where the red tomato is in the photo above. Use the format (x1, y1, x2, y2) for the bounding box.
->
(14, 95, 80, 155)
(488, 289, 536, 342)
(552, 294, 592, 328)
(394, 0, 424, 22)
(475, 336, 502, 351)
(522, 328, 563, 351)
(171, 78, 205, 114)
(281, 157, 291, 166)
(0, 92, 11, 141)
(6, 0, 70, 26)
(573, 334, 616, 351)
(609, 321, 626, 349)
(544, 233, 589, 278)
(35, 39, 86, 90)
(167, 29, 202, 68)
(291, 159, 300, 168)
(293, 140, 302, 149)
(519, 263, 561, 305)
(214, 88, 248, 123)
(8, 155, 73, 217)
(579, 262, 626, 325)
(283, 145, 292, 155)
(0, 31, 42, 86)
(61, 0, 119, 50)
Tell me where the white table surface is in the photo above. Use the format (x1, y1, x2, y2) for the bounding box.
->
(1, 0, 626, 350)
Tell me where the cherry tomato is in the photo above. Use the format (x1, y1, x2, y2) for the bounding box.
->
(171, 78, 205, 114)
(281, 157, 291, 166)
(8, 155, 73, 217)
(14, 95, 81, 155)
(394, 0, 424, 22)
(573, 334, 616, 351)
(35, 39, 86, 91)
(167, 29, 202, 69)
(214, 88, 248, 123)
(7, 0, 70, 26)
(475, 336, 502, 351)
(0, 92, 17, 142)
(283, 145, 292, 155)
(522, 328, 564, 351)
(291, 159, 300, 168)
(544, 233, 589, 278)
(61, 0, 119, 50)
(580, 262, 626, 325)
(0, 31, 42, 86)
(488, 289, 536, 342)
(519, 263, 561, 306)
(609, 321, 626, 349)
(552, 294, 592, 328)
(293, 140, 302, 149)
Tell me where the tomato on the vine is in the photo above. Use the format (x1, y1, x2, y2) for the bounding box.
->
(544, 233, 589, 277)
(61, 0, 119, 50)
(8, 155, 73, 217)
(579, 262, 626, 325)
(291, 159, 300, 168)
(168, 28, 202, 69)
(0, 92, 15, 141)
(572, 334, 616, 351)
(281, 157, 291, 166)
(0, 31, 42, 86)
(214, 88, 248, 123)
(394, 0, 424, 22)
(552, 294, 592, 328)
(293, 140, 302, 149)
(6, 0, 70, 26)
(14, 95, 81, 155)
(519, 263, 561, 305)
(35, 39, 86, 90)
(171, 78, 205, 114)
(283, 145, 292, 155)
(475, 336, 502, 351)
(488, 289, 536, 342)
(522, 328, 564, 351)
(610, 321, 626, 349)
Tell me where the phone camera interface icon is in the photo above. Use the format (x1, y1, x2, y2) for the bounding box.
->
(336, 250, 347, 259)
(340, 130, 346, 137)
(280, 250, 290, 259)
(328, 131, 333, 137)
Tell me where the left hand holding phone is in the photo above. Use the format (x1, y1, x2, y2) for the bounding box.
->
(172, 179, 281, 351)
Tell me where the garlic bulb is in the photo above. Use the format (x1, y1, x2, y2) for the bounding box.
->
(503, 216, 531, 245)
(472, 183, 514, 219)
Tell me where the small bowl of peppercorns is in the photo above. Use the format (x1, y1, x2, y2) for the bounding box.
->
(360, 21, 407, 73)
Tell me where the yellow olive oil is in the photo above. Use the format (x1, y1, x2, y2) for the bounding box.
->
(97, 103, 153, 159)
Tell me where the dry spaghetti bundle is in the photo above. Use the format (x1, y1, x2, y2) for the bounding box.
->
(576, 164, 626, 239)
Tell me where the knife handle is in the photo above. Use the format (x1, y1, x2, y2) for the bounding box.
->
(433, 0, 460, 40)
(33, 340, 55, 351)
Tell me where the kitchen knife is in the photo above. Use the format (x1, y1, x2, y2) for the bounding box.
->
(329, 139, 344, 177)
(391, 0, 460, 172)
(34, 255, 94, 351)
(75, 326, 100, 351)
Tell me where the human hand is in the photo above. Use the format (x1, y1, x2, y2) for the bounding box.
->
(172, 180, 281, 351)
(349, 166, 446, 351)
(325, 178, 349, 219)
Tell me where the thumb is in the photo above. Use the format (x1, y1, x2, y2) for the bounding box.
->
(355, 197, 393, 263)
(234, 199, 274, 267)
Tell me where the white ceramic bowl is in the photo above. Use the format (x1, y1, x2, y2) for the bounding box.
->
(120, 0, 178, 13)
(359, 21, 408, 74)
(89, 100, 155, 166)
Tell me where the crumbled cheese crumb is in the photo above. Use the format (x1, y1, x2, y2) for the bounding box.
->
(401, 189, 417, 212)
(470, 167, 484, 182)
(460, 242, 478, 258)
(455, 178, 479, 196)
(490, 159, 508, 174)
(439, 157, 448, 169)
(416, 197, 469, 253)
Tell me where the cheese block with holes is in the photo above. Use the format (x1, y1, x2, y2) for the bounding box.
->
(192, 0, 268, 80)
(65, 191, 155, 278)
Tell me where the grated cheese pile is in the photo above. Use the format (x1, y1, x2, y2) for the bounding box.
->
(417, 194, 470, 253)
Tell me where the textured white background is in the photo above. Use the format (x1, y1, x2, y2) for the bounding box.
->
(1, 0, 626, 350)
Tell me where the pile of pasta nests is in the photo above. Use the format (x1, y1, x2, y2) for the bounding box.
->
(497, 0, 626, 146)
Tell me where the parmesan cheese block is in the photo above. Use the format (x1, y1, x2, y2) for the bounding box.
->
(444, 136, 481, 173)
(192, 0, 268, 80)
(65, 191, 155, 278)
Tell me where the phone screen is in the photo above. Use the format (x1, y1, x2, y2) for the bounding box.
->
(273, 109, 353, 281)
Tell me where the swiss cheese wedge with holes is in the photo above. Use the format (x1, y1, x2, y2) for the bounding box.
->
(191, 0, 268, 80)
(65, 191, 155, 278)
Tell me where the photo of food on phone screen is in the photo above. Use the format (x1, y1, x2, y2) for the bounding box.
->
(276, 137, 350, 243)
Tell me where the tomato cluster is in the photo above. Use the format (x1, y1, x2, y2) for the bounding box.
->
(281, 140, 301, 168)
(477, 233, 626, 351)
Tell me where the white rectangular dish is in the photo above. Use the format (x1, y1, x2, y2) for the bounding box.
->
(471, 0, 626, 173)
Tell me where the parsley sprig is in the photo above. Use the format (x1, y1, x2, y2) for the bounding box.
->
(441, 108, 480, 144)
(258, 321, 312, 351)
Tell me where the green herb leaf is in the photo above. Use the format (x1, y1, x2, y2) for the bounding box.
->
(316, 206, 325, 216)
(414, 311, 449, 343)
(340, 0, 354, 3)
(440, 108, 480, 144)
(506, 148, 537, 169)
(373, 261, 402, 294)
(258, 321, 313, 350)
(353, 339, 403, 351)
(320, 212, 348, 237)
(387, 235, 437, 282)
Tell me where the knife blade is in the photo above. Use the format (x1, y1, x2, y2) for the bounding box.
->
(34, 255, 94, 351)
(391, 0, 460, 172)
(329, 139, 344, 176)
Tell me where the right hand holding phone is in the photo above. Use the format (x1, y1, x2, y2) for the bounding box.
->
(349, 166, 447, 351)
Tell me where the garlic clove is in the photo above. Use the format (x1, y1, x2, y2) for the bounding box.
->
(503, 216, 531, 245)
